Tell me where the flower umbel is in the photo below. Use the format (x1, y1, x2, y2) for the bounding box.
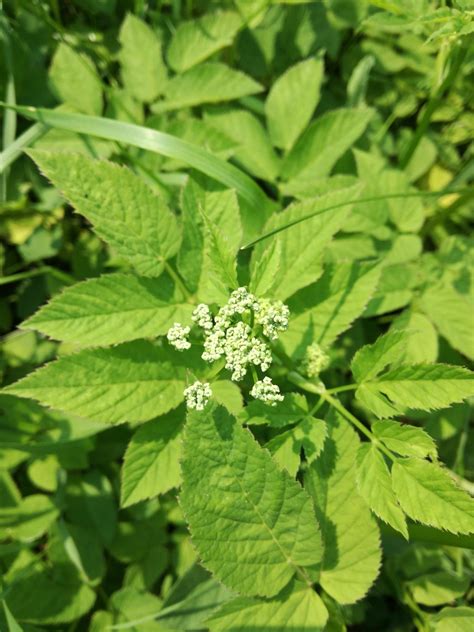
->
(305, 343, 330, 378)
(250, 377, 284, 406)
(184, 381, 212, 411)
(255, 299, 290, 340)
(167, 322, 191, 351)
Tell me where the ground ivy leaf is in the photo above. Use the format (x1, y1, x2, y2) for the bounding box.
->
(305, 412, 381, 604)
(358, 364, 474, 416)
(207, 580, 328, 631)
(372, 419, 438, 459)
(4, 342, 186, 425)
(27, 150, 181, 277)
(121, 409, 184, 508)
(356, 443, 408, 538)
(180, 404, 322, 598)
(22, 273, 193, 347)
(391, 458, 474, 535)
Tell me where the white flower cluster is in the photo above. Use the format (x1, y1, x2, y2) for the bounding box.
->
(250, 377, 284, 406)
(184, 381, 212, 410)
(167, 287, 289, 409)
(166, 323, 191, 351)
(305, 343, 330, 378)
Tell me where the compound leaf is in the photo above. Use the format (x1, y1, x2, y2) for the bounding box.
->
(180, 404, 322, 598)
(372, 419, 437, 459)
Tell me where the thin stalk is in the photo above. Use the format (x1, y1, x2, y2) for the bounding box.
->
(163, 261, 194, 303)
(0, 266, 74, 286)
(325, 384, 357, 395)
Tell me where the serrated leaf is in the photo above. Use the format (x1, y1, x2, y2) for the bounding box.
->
(180, 404, 323, 597)
(27, 150, 181, 277)
(200, 210, 238, 295)
(265, 57, 324, 151)
(154, 63, 262, 112)
(167, 10, 242, 73)
(249, 238, 282, 297)
(281, 262, 380, 359)
(4, 342, 186, 425)
(372, 419, 437, 459)
(239, 392, 308, 428)
(118, 14, 167, 103)
(356, 443, 408, 538)
(357, 364, 474, 416)
(49, 43, 102, 115)
(305, 412, 381, 604)
(432, 606, 474, 632)
(121, 410, 184, 508)
(363, 262, 416, 317)
(391, 458, 474, 534)
(351, 330, 409, 382)
(390, 311, 438, 364)
(207, 580, 328, 631)
(282, 108, 373, 184)
(255, 185, 362, 300)
(22, 273, 193, 347)
(267, 418, 327, 477)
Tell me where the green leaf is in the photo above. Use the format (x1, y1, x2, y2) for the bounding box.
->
(432, 606, 474, 632)
(121, 410, 184, 508)
(22, 273, 193, 347)
(267, 418, 327, 477)
(118, 13, 167, 103)
(205, 108, 280, 181)
(49, 43, 102, 115)
(2, 601, 23, 632)
(180, 404, 323, 597)
(249, 238, 282, 297)
(351, 330, 408, 383)
(240, 392, 309, 428)
(408, 571, 470, 606)
(419, 282, 474, 360)
(255, 185, 362, 300)
(0, 494, 59, 542)
(207, 580, 328, 631)
(8, 106, 269, 213)
(200, 210, 239, 296)
(154, 63, 262, 112)
(4, 341, 186, 425)
(27, 150, 181, 277)
(282, 108, 373, 184)
(357, 364, 474, 416)
(356, 443, 408, 538)
(372, 419, 437, 459)
(167, 10, 242, 73)
(390, 311, 438, 364)
(305, 412, 381, 604)
(265, 57, 324, 151)
(363, 263, 416, 317)
(391, 458, 474, 534)
(281, 262, 380, 359)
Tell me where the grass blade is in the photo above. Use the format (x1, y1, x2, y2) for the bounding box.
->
(0, 104, 270, 211)
(0, 122, 48, 172)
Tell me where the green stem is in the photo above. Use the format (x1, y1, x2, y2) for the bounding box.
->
(326, 384, 357, 394)
(163, 261, 194, 303)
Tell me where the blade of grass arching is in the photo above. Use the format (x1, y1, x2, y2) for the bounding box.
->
(241, 187, 474, 249)
(1, 28, 16, 202)
(0, 104, 271, 211)
(0, 122, 48, 173)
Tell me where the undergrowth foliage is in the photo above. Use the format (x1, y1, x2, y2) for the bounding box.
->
(1, 1, 474, 630)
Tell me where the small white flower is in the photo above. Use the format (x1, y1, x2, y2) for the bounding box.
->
(305, 343, 329, 378)
(167, 322, 191, 351)
(226, 287, 259, 315)
(248, 338, 272, 372)
(224, 322, 252, 381)
(202, 327, 226, 362)
(184, 381, 212, 410)
(192, 303, 213, 331)
(256, 300, 289, 340)
(250, 377, 284, 406)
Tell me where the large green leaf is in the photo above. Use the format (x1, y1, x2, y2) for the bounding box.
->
(356, 443, 408, 538)
(180, 404, 322, 598)
(305, 412, 381, 604)
(121, 410, 184, 508)
(49, 43, 102, 115)
(22, 273, 193, 347)
(351, 330, 408, 382)
(282, 108, 373, 184)
(207, 580, 328, 631)
(154, 63, 262, 112)
(265, 57, 324, 152)
(391, 458, 474, 534)
(28, 150, 181, 277)
(118, 13, 167, 103)
(5, 342, 186, 425)
(167, 10, 242, 73)
(281, 262, 380, 359)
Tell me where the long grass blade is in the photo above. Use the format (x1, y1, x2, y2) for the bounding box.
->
(0, 104, 270, 211)
(0, 122, 48, 172)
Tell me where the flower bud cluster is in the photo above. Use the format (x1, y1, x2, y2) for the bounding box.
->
(305, 343, 330, 378)
(184, 381, 212, 410)
(167, 287, 289, 409)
